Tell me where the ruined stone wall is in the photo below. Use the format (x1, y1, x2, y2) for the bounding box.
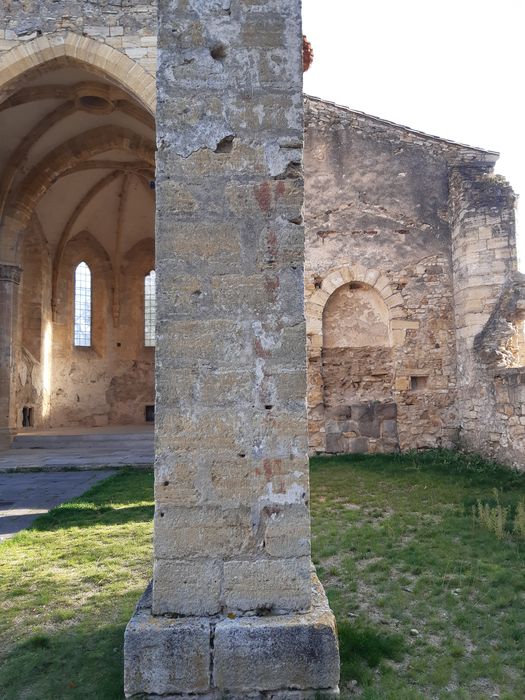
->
(304, 97, 465, 454)
(0, 1, 157, 76)
(450, 167, 525, 469)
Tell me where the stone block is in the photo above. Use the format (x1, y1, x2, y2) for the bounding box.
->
(126, 575, 339, 698)
(347, 437, 369, 453)
(395, 376, 410, 391)
(325, 432, 345, 453)
(382, 419, 398, 437)
(377, 402, 397, 419)
(124, 584, 211, 697)
(154, 505, 254, 559)
(214, 573, 340, 694)
(359, 418, 381, 438)
(152, 559, 221, 615)
(223, 557, 311, 612)
(260, 503, 311, 558)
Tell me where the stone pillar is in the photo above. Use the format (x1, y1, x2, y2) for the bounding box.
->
(124, 1, 339, 698)
(0, 263, 21, 448)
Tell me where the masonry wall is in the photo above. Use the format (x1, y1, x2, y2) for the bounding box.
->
(153, 0, 311, 616)
(450, 166, 525, 469)
(304, 97, 466, 454)
(14, 226, 155, 430)
(0, 1, 157, 76)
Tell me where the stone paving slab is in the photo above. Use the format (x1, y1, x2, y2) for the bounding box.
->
(0, 448, 153, 472)
(0, 470, 117, 540)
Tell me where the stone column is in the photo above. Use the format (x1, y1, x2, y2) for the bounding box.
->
(0, 263, 21, 448)
(124, 1, 339, 698)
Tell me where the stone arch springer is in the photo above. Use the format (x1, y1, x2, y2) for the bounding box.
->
(0, 32, 156, 115)
(305, 264, 412, 353)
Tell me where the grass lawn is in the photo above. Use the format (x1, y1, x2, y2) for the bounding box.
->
(0, 452, 524, 699)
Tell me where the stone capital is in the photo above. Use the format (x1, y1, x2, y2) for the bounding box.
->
(0, 263, 22, 285)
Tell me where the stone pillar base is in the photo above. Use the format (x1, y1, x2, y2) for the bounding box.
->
(124, 571, 340, 699)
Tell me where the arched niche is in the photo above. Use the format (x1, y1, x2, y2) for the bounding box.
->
(323, 281, 391, 349)
(306, 266, 403, 456)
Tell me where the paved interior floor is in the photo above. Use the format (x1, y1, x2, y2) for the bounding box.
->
(0, 470, 116, 541)
(0, 425, 154, 472)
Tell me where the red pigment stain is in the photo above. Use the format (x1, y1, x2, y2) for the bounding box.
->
(265, 274, 280, 302)
(275, 181, 286, 198)
(267, 230, 278, 259)
(254, 182, 272, 212)
(254, 338, 270, 358)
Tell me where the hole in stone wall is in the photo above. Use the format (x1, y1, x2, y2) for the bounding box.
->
(274, 162, 302, 180)
(22, 406, 34, 428)
(410, 375, 428, 391)
(215, 136, 234, 154)
(145, 405, 155, 422)
(210, 43, 227, 61)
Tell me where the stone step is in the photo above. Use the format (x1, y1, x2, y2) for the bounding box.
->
(11, 431, 154, 450)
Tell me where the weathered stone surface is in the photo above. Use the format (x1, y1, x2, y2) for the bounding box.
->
(153, 0, 311, 617)
(223, 557, 312, 613)
(153, 559, 221, 616)
(126, 574, 340, 699)
(214, 573, 340, 693)
(124, 585, 211, 697)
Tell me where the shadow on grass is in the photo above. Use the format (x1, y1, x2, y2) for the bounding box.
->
(311, 449, 525, 490)
(0, 616, 131, 699)
(338, 621, 405, 687)
(25, 470, 154, 532)
(30, 503, 154, 531)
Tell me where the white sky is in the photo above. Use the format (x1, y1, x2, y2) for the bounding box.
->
(302, 0, 525, 265)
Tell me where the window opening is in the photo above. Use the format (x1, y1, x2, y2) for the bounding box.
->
(74, 262, 92, 347)
(22, 406, 33, 428)
(410, 375, 428, 391)
(145, 405, 155, 422)
(144, 270, 156, 347)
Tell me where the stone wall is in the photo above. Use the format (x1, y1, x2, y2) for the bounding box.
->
(153, 0, 310, 618)
(0, 1, 157, 77)
(304, 97, 464, 454)
(450, 166, 525, 468)
(14, 222, 155, 430)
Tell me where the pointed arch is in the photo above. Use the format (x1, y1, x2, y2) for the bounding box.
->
(0, 32, 156, 115)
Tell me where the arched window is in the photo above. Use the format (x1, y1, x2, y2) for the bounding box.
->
(74, 261, 92, 347)
(144, 270, 156, 347)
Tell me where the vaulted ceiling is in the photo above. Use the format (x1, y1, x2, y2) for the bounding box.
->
(0, 59, 155, 265)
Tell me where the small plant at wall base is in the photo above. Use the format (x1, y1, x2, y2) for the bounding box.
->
(473, 488, 525, 540)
